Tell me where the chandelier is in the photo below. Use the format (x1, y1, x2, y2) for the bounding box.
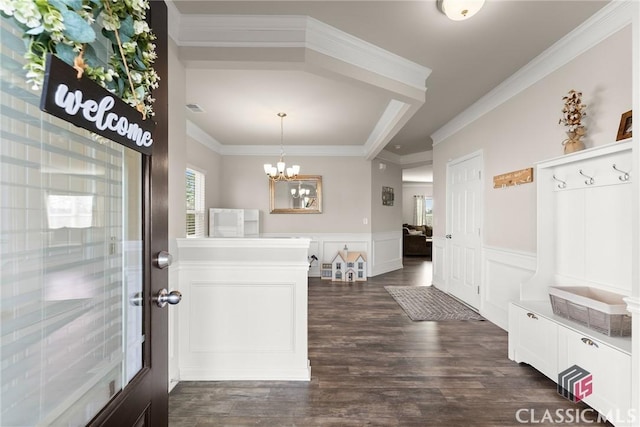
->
(263, 112, 300, 181)
(291, 185, 310, 198)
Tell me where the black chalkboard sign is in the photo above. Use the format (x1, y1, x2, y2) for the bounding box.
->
(40, 54, 155, 156)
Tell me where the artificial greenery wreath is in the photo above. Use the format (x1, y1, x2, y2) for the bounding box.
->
(1, 0, 159, 118)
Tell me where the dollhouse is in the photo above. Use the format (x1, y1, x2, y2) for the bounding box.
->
(321, 246, 367, 282)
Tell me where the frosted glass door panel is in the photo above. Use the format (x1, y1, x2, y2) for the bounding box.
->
(0, 19, 143, 427)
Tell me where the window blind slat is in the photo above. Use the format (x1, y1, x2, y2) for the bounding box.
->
(186, 168, 205, 237)
(1, 17, 141, 426)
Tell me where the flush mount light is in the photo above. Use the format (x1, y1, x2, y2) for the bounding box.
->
(437, 0, 485, 21)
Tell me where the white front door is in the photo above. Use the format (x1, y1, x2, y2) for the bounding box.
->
(446, 152, 483, 309)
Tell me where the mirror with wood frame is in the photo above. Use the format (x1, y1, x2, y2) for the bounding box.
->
(269, 175, 322, 214)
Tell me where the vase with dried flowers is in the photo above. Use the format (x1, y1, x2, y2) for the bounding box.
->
(559, 89, 587, 154)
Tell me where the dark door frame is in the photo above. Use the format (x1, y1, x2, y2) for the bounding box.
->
(88, 2, 169, 426)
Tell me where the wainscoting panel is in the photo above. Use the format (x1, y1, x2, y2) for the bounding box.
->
(189, 282, 295, 353)
(176, 238, 311, 381)
(432, 237, 447, 290)
(261, 232, 402, 278)
(481, 246, 536, 330)
(371, 231, 403, 277)
(178, 264, 310, 381)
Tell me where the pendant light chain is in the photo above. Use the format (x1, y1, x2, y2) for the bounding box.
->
(279, 112, 286, 159)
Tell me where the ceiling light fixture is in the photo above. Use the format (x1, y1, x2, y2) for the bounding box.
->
(263, 113, 300, 181)
(437, 0, 485, 21)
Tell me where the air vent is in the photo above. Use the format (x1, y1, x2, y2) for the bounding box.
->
(185, 103, 205, 113)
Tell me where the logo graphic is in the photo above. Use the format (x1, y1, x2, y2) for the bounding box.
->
(558, 365, 593, 402)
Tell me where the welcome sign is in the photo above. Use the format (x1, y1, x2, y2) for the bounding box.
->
(40, 54, 155, 156)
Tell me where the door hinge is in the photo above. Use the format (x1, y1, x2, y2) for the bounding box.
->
(479, 170, 482, 179)
(477, 286, 480, 295)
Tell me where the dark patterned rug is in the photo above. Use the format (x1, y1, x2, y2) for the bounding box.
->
(384, 286, 484, 321)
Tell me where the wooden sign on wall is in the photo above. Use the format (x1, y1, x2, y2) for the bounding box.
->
(493, 167, 534, 189)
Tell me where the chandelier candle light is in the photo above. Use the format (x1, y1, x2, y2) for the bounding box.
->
(264, 112, 300, 181)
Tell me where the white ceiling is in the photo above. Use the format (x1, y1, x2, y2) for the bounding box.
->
(168, 0, 609, 181)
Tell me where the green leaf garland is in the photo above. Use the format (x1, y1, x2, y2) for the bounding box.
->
(1, 0, 159, 117)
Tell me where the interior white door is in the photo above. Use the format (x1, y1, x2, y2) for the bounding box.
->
(446, 152, 483, 309)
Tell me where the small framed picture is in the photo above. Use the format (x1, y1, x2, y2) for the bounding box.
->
(382, 186, 394, 206)
(616, 110, 632, 141)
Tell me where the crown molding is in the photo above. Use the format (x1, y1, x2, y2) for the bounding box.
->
(187, 119, 363, 157)
(187, 119, 435, 159)
(221, 144, 365, 157)
(175, 14, 306, 48)
(186, 120, 224, 153)
(170, 13, 430, 92)
(166, 0, 181, 43)
(363, 100, 411, 160)
(401, 150, 433, 167)
(377, 148, 433, 166)
(431, 0, 633, 146)
(304, 17, 431, 91)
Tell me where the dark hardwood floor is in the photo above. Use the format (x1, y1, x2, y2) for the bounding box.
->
(169, 257, 609, 426)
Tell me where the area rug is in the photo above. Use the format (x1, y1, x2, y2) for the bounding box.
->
(384, 286, 484, 321)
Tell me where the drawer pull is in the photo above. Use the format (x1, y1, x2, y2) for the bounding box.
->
(526, 312, 538, 320)
(581, 337, 599, 348)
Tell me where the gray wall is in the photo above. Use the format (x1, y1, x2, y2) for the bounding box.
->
(370, 159, 403, 233)
(219, 155, 373, 234)
(433, 25, 632, 253)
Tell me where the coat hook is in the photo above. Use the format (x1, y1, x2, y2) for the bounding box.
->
(579, 169, 594, 185)
(552, 174, 566, 189)
(612, 164, 630, 181)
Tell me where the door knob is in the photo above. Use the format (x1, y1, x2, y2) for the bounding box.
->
(154, 251, 173, 269)
(445, 234, 452, 239)
(154, 288, 182, 308)
(130, 292, 143, 306)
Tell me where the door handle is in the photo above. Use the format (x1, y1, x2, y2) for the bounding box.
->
(445, 234, 452, 239)
(154, 289, 182, 308)
(154, 251, 173, 269)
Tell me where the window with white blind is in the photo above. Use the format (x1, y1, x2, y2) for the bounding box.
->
(185, 168, 206, 237)
(1, 17, 143, 427)
(413, 195, 433, 227)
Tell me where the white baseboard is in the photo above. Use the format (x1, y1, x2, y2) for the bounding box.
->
(179, 364, 311, 381)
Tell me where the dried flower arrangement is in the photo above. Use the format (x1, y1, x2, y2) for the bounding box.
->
(559, 89, 587, 154)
